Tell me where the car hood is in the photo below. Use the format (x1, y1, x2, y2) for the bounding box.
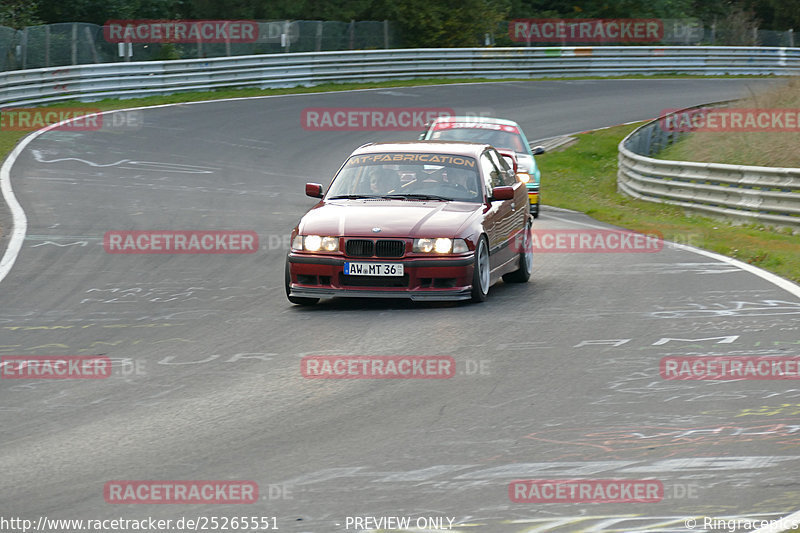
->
(298, 200, 482, 238)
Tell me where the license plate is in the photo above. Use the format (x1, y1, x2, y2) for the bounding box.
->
(344, 262, 404, 276)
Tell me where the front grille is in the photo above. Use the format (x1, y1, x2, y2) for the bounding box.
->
(345, 239, 405, 258)
(375, 240, 405, 258)
(345, 239, 374, 257)
(341, 273, 410, 288)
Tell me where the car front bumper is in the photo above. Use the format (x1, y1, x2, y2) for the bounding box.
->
(287, 253, 474, 301)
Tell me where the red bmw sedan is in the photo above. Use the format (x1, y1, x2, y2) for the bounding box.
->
(285, 141, 533, 305)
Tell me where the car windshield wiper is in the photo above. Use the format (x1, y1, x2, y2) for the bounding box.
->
(327, 194, 381, 199)
(380, 194, 451, 201)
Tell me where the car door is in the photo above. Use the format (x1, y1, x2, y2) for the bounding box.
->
(489, 150, 528, 257)
(479, 150, 515, 270)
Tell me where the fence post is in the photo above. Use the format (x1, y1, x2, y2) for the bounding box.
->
(284, 20, 291, 53)
(349, 20, 355, 50)
(225, 21, 231, 56)
(21, 27, 28, 69)
(44, 25, 50, 67)
(383, 20, 389, 48)
(71, 23, 78, 64)
(753, 26, 758, 46)
(85, 26, 98, 63)
(790, 29, 794, 48)
(316, 21, 323, 51)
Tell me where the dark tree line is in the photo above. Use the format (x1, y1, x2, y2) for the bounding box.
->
(1, 0, 799, 44)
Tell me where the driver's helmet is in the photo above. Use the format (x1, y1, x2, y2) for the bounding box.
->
(366, 167, 383, 193)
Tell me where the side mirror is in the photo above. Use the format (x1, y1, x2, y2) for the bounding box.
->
(531, 145, 545, 155)
(305, 183, 323, 198)
(418, 122, 430, 140)
(491, 186, 514, 201)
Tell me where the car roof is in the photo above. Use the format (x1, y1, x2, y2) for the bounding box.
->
(430, 116, 521, 127)
(352, 141, 492, 158)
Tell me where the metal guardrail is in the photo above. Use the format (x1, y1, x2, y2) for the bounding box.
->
(618, 104, 800, 229)
(1, 46, 800, 108)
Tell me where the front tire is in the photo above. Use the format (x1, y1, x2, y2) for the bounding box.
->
(503, 220, 532, 283)
(285, 259, 319, 306)
(471, 237, 490, 302)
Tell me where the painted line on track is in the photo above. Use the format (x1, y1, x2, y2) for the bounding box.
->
(545, 212, 800, 300)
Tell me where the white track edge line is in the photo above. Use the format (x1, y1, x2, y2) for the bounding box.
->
(545, 213, 800, 299)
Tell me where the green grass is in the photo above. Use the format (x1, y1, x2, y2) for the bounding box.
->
(537, 124, 800, 283)
(656, 77, 800, 168)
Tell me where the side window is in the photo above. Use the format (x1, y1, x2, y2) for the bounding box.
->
(480, 152, 504, 194)
(489, 150, 515, 186)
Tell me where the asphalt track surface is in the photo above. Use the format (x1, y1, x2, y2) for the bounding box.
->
(2, 79, 800, 533)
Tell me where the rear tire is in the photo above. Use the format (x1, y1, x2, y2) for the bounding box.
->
(285, 259, 319, 306)
(503, 220, 532, 283)
(471, 237, 490, 303)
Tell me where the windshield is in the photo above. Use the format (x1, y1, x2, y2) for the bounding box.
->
(326, 152, 482, 202)
(430, 124, 527, 153)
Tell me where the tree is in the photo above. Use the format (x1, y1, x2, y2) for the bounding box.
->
(0, 0, 42, 28)
(387, 0, 511, 47)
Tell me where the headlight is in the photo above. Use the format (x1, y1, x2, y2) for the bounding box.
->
(293, 235, 339, 252)
(517, 172, 531, 183)
(413, 238, 468, 254)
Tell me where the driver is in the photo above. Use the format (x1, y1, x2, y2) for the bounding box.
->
(444, 167, 478, 198)
(366, 167, 400, 194)
(363, 167, 385, 194)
